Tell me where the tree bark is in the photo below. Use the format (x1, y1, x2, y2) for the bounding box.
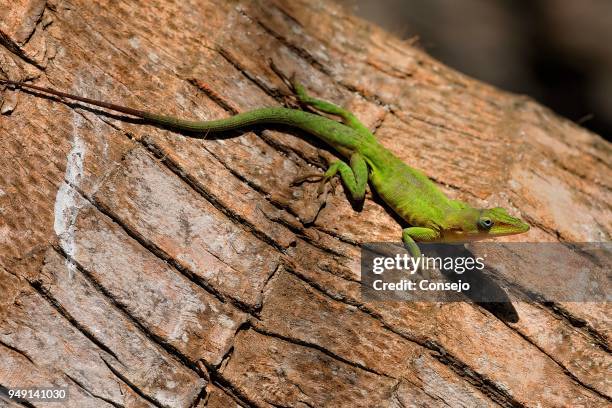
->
(0, 0, 610, 407)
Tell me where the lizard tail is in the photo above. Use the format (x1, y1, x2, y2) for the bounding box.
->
(1, 79, 360, 149)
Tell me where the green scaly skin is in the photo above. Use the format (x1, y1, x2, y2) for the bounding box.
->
(0, 79, 530, 257)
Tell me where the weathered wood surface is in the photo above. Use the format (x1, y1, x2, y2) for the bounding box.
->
(0, 0, 610, 407)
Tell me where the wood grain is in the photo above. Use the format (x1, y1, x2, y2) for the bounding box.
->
(0, 0, 610, 406)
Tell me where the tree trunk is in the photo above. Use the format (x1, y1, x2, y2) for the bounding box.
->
(0, 0, 610, 407)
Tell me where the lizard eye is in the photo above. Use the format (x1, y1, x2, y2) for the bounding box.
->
(478, 218, 493, 229)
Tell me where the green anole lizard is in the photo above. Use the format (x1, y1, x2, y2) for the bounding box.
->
(0, 78, 529, 257)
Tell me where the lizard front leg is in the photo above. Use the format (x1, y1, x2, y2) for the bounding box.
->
(402, 227, 440, 259)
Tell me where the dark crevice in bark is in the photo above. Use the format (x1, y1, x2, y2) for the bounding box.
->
(544, 302, 610, 353)
(485, 251, 610, 353)
(187, 77, 240, 114)
(0, 33, 46, 71)
(216, 47, 288, 101)
(501, 320, 611, 402)
(189, 387, 207, 408)
(27, 270, 121, 363)
(392, 108, 487, 142)
(282, 266, 524, 407)
(65, 373, 123, 408)
(259, 264, 284, 310)
(307, 224, 361, 247)
(334, 75, 391, 108)
(199, 362, 261, 408)
(391, 383, 410, 408)
(364, 58, 415, 80)
(251, 325, 394, 379)
(100, 357, 166, 408)
(551, 157, 612, 193)
(519, 213, 564, 242)
(140, 137, 290, 255)
(68, 179, 259, 316)
(217, 320, 252, 372)
(272, 220, 351, 259)
(197, 321, 262, 407)
(244, 14, 331, 77)
(424, 340, 525, 408)
(0, 340, 36, 366)
(370, 109, 389, 136)
(51, 245, 204, 380)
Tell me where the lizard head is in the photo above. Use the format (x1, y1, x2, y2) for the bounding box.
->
(443, 206, 530, 241)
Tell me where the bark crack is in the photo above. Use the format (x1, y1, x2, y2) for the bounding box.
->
(250, 325, 394, 379)
(544, 302, 610, 353)
(67, 178, 259, 316)
(140, 137, 290, 254)
(392, 108, 487, 142)
(199, 360, 262, 408)
(100, 356, 167, 408)
(0, 340, 35, 366)
(52, 245, 204, 377)
(501, 320, 611, 401)
(217, 46, 287, 101)
(282, 266, 524, 407)
(244, 13, 331, 77)
(424, 340, 525, 408)
(65, 373, 124, 408)
(494, 248, 610, 352)
(26, 267, 122, 363)
(0, 32, 45, 71)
